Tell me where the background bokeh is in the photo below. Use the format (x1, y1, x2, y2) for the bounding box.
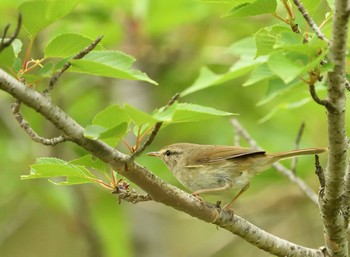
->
(0, 1, 341, 256)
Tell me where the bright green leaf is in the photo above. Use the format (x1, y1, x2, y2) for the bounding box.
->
(227, 36, 257, 58)
(243, 63, 275, 86)
(84, 125, 108, 140)
(267, 52, 303, 83)
(181, 67, 221, 96)
(125, 104, 157, 126)
(45, 33, 104, 58)
(227, 0, 277, 17)
(21, 157, 95, 185)
(19, 0, 79, 39)
(170, 103, 235, 123)
(0, 39, 22, 68)
(93, 105, 130, 128)
(84, 123, 128, 142)
(69, 51, 157, 85)
(70, 154, 108, 173)
(181, 57, 265, 96)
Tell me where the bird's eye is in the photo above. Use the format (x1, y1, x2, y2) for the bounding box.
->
(164, 150, 172, 156)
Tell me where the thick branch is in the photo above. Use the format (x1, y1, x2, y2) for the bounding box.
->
(0, 69, 324, 257)
(321, 0, 350, 255)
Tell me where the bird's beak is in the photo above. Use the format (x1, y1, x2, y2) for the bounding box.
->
(147, 151, 160, 157)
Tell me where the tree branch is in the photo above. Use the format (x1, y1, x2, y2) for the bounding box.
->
(291, 122, 305, 174)
(309, 84, 334, 111)
(292, 0, 329, 43)
(0, 14, 22, 53)
(320, 0, 350, 255)
(129, 92, 180, 160)
(11, 100, 68, 145)
(0, 69, 325, 257)
(44, 35, 104, 94)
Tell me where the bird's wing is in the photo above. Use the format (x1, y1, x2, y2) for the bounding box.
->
(187, 145, 265, 166)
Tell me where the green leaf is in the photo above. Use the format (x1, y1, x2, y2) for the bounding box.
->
(181, 56, 265, 96)
(69, 51, 157, 85)
(243, 63, 275, 86)
(45, 33, 104, 58)
(93, 105, 130, 128)
(267, 52, 303, 83)
(170, 103, 235, 123)
(21, 157, 95, 185)
(181, 67, 221, 96)
(257, 79, 302, 105)
(84, 105, 130, 146)
(19, 0, 79, 39)
(70, 154, 108, 173)
(274, 32, 327, 55)
(125, 104, 157, 126)
(84, 123, 128, 141)
(227, 0, 277, 17)
(259, 98, 311, 123)
(0, 39, 22, 68)
(254, 25, 290, 57)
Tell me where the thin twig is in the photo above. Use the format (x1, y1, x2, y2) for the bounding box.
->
(309, 84, 334, 111)
(44, 35, 104, 94)
(0, 14, 22, 53)
(129, 93, 180, 160)
(231, 118, 319, 205)
(345, 79, 350, 92)
(11, 100, 68, 145)
(315, 155, 325, 189)
(291, 122, 305, 174)
(292, 0, 329, 44)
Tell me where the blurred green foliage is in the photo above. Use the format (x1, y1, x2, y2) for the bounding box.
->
(0, 1, 344, 257)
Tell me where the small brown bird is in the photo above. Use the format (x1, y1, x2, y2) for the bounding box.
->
(148, 143, 326, 209)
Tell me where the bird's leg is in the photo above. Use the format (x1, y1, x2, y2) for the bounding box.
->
(223, 183, 250, 210)
(191, 180, 233, 196)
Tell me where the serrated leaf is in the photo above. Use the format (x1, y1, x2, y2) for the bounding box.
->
(254, 26, 290, 57)
(257, 79, 302, 105)
(181, 57, 265, 97)
(84, 105, 130, 146)
(170, 103, 235, 123)
(274, 32, 327, 55)
(181, 67, 221, 96)
(125, 104, 158, 126)
(93, 105, 130, 128)
(21, 157, 95, 185)
(84, 123, 128, 141)
(243, 63, 275, 86)
(0, 39, 22, 68)
(19, 0, 79, 39)
(45, 33, 104, 58)
(227, 0, 277, 17)
(69, 51, 157, 85)
(70, 154, 108, 172)
(267, 52, 303, 83)
(226, 36, 257, 58)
